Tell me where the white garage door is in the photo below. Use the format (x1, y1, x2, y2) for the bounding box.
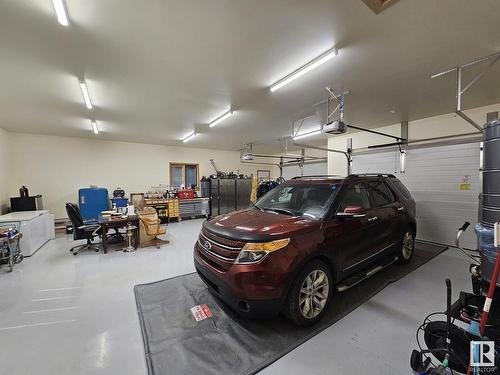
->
(282, 161, 327, 180)
(352, 142, 480, 248)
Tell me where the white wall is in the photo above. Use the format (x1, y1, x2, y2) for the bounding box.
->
(7, 133, 275, 218)
(328, 103, 500, 175)
(0, 128, 9, 213)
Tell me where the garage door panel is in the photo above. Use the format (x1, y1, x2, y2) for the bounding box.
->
(350, 154, 397, 175)
(282, 162, 327, 180)
(407, 161, 478, 169)
(418, 221, 468, 245)
(407, 158, 478, 168)
(417, 206, 476, 221)
(416, 201, 478, 214)
(407, 150, 477, 160)
(412, 191, 478, 201)
(353, 143, 479, 248)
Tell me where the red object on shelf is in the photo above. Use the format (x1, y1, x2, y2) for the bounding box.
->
(177, 189, 195, 200)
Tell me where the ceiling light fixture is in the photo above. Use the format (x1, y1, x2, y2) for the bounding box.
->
(51, 0, 69, 26)
(270, 48, 338, 92)
(209, 110, 234, 128)
(182, 132, 197, 143)
(293, 129, 322, 140)
(91, 120, 99, 134)
(79, 80, 93, 110)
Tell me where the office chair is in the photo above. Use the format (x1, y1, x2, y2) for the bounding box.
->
(65, 203, 101, 255)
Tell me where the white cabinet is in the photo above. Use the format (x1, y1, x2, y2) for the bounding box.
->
(0, 211, 54, 256)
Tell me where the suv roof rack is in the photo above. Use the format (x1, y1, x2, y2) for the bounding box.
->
(291, 175, 344, 180)
(347, 173, 396, 178)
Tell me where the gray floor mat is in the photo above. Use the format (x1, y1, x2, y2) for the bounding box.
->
(134, 242, 447, 375)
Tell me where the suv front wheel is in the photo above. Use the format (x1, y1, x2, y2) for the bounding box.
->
(284, 260, 333, 326)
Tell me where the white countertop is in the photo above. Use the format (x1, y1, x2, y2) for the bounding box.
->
(0, 210, 49, 222)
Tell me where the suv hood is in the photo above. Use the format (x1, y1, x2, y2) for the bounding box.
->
(203, 207, 319, 242)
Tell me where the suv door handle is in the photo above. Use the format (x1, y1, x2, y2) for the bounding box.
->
(368, 216, 378, 222)
(397, 207, 405, 211)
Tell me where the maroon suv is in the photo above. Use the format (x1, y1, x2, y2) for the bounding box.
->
(194, 174, 416, 326)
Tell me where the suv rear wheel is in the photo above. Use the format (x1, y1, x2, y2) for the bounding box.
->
(397, 229, 415, 264)
(284, 260, 333, 326)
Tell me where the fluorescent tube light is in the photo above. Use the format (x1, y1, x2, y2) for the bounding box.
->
(51, 0, 69, 26)
(182, 132, 197, 142)
(209, 110, 234, 128)
(270, 48, 338, 92)
(91, 120, 99, 134)
(79, 80, 93, 110)
(293, 129, 322, 140)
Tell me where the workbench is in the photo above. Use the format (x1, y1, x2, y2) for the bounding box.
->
(144, 198, 180, 222)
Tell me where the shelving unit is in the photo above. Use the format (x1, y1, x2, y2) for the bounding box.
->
(144, 198, 180, 223)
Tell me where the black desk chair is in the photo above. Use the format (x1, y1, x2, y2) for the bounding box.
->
(65, 203, 101, 255)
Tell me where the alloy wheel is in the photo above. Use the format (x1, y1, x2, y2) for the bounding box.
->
(299, 269, 330, 319)
(402, 231, 414, 260)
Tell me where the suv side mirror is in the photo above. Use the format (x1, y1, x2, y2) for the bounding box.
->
(336, 205, 366, 218)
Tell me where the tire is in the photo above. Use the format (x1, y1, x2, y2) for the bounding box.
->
(410, 350, 422, 372)
(284, 260, 333, 326)
(423, 321, 474, 373)
(397, 228, 415, 264)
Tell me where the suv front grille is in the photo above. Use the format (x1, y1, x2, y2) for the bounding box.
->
(197, 230, 244, 270)
(202, 229, 246, 248)
(196, 247, 227, 273)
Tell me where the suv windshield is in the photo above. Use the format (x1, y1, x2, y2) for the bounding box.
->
(255, 183, 340, 219)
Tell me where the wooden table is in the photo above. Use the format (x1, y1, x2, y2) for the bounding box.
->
(98, 214, 140, 254)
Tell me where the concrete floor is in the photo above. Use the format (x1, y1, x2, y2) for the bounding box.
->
(0, 218, 471, 375)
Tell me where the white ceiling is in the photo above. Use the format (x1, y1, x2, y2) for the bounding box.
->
(1, 0, 500, 153)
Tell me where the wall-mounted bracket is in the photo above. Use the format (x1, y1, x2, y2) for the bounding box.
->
(310, 89, 350, 128)
(431, 52, 500, 132)
(325, 88, 349, 125)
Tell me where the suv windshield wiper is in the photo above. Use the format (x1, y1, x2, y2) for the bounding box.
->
(263, 207, 297, 216)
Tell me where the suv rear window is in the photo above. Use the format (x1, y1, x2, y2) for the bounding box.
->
(390, 179, 412, 199)
(368, 181, 395, 207)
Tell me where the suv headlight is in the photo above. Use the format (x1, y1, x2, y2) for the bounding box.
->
(234, 238, 290, 264)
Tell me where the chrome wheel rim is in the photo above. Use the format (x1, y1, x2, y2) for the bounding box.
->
(402, 232, 414, 260)
(299, 270, 329, 319)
